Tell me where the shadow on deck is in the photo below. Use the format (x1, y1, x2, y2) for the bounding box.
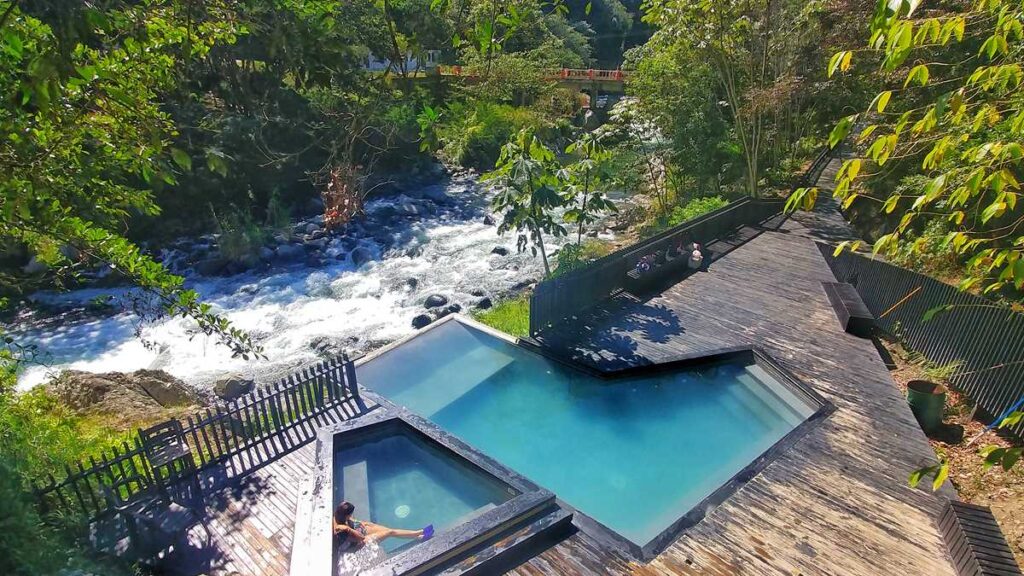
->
(94, 396, 378, 576)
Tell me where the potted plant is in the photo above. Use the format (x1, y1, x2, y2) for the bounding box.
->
(907, 379, 947, 434)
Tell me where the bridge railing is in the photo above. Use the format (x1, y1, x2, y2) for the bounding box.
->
(436, 65, 629, 82)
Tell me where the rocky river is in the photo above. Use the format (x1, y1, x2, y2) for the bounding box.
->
(10, 172, 617, 392)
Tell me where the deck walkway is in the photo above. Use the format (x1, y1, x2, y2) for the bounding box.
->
(521, 206, 958, 574)
(164, 156, 959, 575)
(164, 397, 377, 576)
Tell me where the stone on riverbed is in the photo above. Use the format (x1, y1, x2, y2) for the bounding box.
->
(47, 369, 201, 419)
(475, 297, 493, 310)
(424, 294, 448, 308)
(213, 374, 255, 401)
(491, 246, 509, 256)
(411, 314, 432, 329)
(274, 244, 305, 262)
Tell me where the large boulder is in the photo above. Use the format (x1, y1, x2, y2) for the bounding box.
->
(424, 294, 448, 308)
(194, 257, 228, 276)
(274, 244, 305, 262)
(47, 369, 200, 418)
(351, 247, 373, 267)
(212, 374, 254, 401)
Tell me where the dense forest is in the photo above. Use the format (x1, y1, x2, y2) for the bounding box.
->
(2, 0, 1023, 574)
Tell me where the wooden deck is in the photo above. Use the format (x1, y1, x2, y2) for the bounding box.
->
(163, 397, 378, 576)
(168, 157, 959, 575)
(521, 206, 959, 574)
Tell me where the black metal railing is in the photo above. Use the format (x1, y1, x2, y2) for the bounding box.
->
(528, 146, 834, 335)
(528, 197, 784, 334)
(32, 355, 360, 521)
(821, 246, 1024, 438)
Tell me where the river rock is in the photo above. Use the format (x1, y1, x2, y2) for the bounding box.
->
(422, 187, 449, 203)
(213, 374, 254, 401)
(491, 246, 510, 256)
(47, 369, 200, 417)
(475, 297, 493, 310)
(22, 256, 49, 275)
(406, 278, 419, 290)
(274, 244, 305, 262)
(195, 257, 228, 276)
(309, 335, 343, 358)
(445, 303, 462, 315)
(304, 222, 321, 235)
(306, 196, 325, 215)
(258, 246, 275, 262)
(304, 238, 328, 250)
(424, 294, 448, 308)
(351, 247, 373, 266)
(483, 215, 496, 226)
(399, 201, 420, 216)
(411, 314, 432, 329)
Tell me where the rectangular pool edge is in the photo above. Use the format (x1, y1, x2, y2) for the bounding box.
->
(351, 316, 837, 564)
(289, 404, 557, 576)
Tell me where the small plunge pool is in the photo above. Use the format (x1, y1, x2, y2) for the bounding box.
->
(333, 424, 514, 555)
(357, 317, 827, 557)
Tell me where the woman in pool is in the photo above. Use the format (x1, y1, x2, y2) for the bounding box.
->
(333, 501, 434, 551)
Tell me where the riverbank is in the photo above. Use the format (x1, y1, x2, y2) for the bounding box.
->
(7, 172, 597, 392)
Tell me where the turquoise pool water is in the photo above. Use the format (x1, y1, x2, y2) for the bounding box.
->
(333, 427, 514, 554)
(357, 320, 816, 547)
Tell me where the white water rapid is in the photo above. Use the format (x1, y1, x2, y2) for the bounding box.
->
(11, 175, 593, 391)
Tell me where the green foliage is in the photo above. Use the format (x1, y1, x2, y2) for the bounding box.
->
(643, 195, 729, 235)
(484, 128, 568, 276)
(641, 0, 828, 197)
(665, 196, 729, 227)
(214, 207, 267, 264)
(807, 0, 1024, 301)
(0, 382, 132, 575)
(472, 294, 531, 338)
(0, 2, 261, 359)
(561, 130, 617, 244)
(552, 238, 613, 277)
(266, 192, 294, 239)
(436, 100, 549, 168)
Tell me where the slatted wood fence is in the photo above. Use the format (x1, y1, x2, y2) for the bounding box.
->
(821, 245, 1024, 437)
(32, 355, 359, 521)
(529, 198, 784, 334)
(528, 146, 835, 335)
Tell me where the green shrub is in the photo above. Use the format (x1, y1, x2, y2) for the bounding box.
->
(472, 295, 531, 338)
(666, 196, 730, 227)
(265, 192, 293, 240)
(436, 101, 547, 169)
(0, 371, 132, 575)
(642, 195, 731, 237)
(552, 239, 614, 278)
(214, 206, 267, 263)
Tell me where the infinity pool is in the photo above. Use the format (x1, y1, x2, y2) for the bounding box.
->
(357, 319, 819, 550)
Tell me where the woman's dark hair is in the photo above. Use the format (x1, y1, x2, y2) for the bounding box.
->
(335, 501, 355, 523)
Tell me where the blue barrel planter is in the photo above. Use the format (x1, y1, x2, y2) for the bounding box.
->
(907, 380, 946, 434)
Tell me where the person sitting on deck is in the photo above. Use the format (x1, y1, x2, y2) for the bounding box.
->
(333, 501, 433, 552)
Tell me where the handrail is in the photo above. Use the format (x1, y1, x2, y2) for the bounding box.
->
(529, 147, 834, 335)
(31, 355, 361, 522)
(529, 197, 783, 335)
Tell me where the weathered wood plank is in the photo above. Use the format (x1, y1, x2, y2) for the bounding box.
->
(517, 206, 961, 575)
